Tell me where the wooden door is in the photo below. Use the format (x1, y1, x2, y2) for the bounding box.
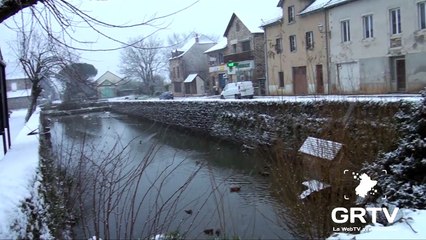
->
(316, 64, 324, 94)
(396, 59, 406, 91)
(293, 66, 308, 95)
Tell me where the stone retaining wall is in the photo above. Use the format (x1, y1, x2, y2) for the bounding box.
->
(109, 100, 406, 164)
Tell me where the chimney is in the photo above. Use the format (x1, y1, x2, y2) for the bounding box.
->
(195, 34, 199, 43)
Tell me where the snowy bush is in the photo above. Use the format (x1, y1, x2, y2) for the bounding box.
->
(363, 89, 426, 208)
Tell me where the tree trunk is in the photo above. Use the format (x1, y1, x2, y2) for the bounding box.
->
(25, 81, 41, 122)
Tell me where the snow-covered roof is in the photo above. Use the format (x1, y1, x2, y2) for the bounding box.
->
(300, 0, 331, 15)
(171, 35, 216, 59)
(7, 89, 30, 99)
(299, 136, 343, 161)
(324, 0, 355, 8)
(299, 0, 356, 15)
(260, 16, 282, 28)
(204, 38, 227, 53)
(183, 73, 198, 83)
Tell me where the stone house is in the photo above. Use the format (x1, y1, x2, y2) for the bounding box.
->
(169, 35, 215, 96)
(263, 0, 329, 95)
(223, 12, 268, 95)
(326, 0, 426, 93)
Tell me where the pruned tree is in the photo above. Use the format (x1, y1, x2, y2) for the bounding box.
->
(17, 29, 75, 121)
(119, 36, 167, 95)
(57, 63, 98, 102)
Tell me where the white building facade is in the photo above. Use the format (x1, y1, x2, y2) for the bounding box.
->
(328, 0, 426, 93)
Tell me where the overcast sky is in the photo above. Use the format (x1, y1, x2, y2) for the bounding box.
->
(0, 0, 281, 79)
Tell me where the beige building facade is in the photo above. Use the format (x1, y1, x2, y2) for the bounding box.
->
(265, 0, 329, 95)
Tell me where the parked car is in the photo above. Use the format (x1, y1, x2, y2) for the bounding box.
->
(220, 81, 254, 99)
(159, 91, 174, 100)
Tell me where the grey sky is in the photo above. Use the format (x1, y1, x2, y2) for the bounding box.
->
(0, 0, 281, 79)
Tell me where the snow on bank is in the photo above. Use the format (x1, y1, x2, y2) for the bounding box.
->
(0, 109, 50, 238)
(328, 209, 426, 240)
(110, 94, 423, 103)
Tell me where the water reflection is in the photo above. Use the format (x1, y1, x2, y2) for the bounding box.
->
(50, 112, 294, 239)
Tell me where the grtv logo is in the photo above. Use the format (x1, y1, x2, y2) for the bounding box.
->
(331, 207, 400, 224)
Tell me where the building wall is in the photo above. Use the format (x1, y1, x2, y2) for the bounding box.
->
(272, 0, 328, 95)
(183, 43, 214, 81)
(7, 97, 31, 110)
(328, 0, 426, 93)
(206, 49, 227, 94)
(265, 22, 285, 95)
(6, 78, 31, 91)
(170, 58, 185, 96)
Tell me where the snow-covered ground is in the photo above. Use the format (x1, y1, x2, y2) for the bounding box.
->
(0, 108, 50, 238)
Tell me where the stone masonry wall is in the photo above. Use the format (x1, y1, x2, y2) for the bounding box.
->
(110, 100, 405, 165)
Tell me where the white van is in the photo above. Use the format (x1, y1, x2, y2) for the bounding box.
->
(220, 81, 254, 99)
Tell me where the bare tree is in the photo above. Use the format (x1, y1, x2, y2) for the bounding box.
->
(119, 36, 167, 95)
(1, 0, 200, 52)
(16, 29, 75, 121)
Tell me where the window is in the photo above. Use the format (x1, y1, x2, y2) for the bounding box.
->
(289, 35, 297, 52)
(232, 44, 237, 53)
(236, 22, 241, 32)
(177, 66, 180, 78)
(218, 53, 224, 64)
(305, 31, 314, 49)
(275, 38, 282, 53)
(341, 20, 351, 42)
(390, 8, 401, 34)
(288, 6, 295, 23)
(278, 71, 284, 87)
(11, 82, 17, 91)
(363, 15, 374, 39)
(419, 2, 426, 29)
(241, 41, 251, 52)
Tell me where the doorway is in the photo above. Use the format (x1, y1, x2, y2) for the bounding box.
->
(395, 58, 406, 92)
(316, 65, 324, 94)
(293, 66, 308, 95)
